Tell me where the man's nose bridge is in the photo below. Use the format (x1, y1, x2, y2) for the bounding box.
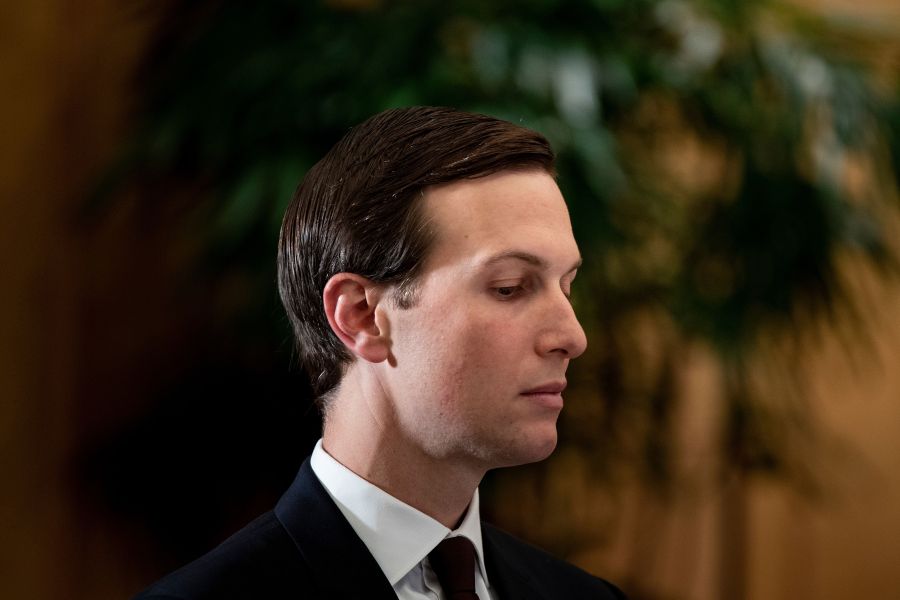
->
(540, 290, 587, 356)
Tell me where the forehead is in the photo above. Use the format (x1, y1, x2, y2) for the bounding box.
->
(421, 170, 579, 270)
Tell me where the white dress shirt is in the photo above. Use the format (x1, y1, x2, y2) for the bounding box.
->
(310, 439, 496, 599)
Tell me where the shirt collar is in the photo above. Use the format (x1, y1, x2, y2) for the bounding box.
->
(309, 439, 490, 586)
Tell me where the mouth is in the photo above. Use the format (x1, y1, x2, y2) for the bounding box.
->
(522, 381, 567, 395)
(520, 381, 567, 409)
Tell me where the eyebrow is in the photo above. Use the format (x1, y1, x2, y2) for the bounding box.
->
(480, 250, 582, 274)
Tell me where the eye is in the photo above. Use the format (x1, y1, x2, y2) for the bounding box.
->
(493, 285, 525, 300)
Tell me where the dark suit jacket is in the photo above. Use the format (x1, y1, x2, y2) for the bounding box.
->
(134, 458, 626, 599)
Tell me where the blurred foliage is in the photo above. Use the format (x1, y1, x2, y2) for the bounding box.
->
(90, 0, 900, 561)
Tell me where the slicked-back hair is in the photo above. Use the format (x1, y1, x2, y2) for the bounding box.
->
(277, 106, 555, 402)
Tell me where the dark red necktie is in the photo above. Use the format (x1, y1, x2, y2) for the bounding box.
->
(428, 536, 480, 599)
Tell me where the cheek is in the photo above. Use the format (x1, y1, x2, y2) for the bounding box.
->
(395, 298, 533, 399)
(444, 314, 526, 388)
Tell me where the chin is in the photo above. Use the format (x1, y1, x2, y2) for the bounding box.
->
(495, 426, 558, 468)
(527, 431, 559, 462)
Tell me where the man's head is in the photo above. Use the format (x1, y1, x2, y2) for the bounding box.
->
(278, 106, 557, 400)
(352, 169, 586, 468)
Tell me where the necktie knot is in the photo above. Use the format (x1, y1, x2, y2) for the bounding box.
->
(428, 536, 479, 599)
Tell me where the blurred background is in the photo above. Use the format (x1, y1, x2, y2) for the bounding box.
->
(2, 0, 899, 599)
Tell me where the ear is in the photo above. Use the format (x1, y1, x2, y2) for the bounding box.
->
(322, 273, 390, 364)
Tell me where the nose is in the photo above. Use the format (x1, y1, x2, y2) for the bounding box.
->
(536, 291, 588, 359)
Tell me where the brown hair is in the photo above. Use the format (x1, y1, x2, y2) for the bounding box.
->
(277, 106, 555, 401)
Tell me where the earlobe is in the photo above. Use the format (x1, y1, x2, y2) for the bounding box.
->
(323, 273, 390, 363)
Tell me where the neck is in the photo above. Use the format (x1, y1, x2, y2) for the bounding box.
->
(321, 369, 486, 529)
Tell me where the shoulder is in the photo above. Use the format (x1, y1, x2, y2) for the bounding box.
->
(483, 523, 627, 599)
(132, 511, 314, 600)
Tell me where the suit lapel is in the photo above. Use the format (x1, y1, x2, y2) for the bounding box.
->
(274, 458, 397, 599)
(482, 525, 552, 600)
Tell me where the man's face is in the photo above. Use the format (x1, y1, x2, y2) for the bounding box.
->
(375, 169, 587, 470)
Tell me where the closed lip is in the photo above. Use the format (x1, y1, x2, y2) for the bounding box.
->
(520, 381, 567, 395)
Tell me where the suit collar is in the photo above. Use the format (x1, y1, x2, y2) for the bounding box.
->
(274, 457, 555, 600)
(310, 440, 448, 584)
(482, 524, 552, 600)
(309, 440, 491, 587)
(274, 458, 397, 599)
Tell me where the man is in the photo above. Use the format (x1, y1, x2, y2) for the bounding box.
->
(135, 106, 625, 599)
